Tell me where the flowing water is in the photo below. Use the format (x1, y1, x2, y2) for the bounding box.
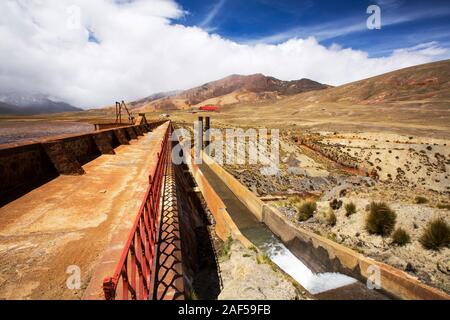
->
(197, 162, 364, 296)
(243, 227, 357, 294)
(196, 160, 390, 298)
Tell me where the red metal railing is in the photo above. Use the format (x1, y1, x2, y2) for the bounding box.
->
(102, 123, 172, 300)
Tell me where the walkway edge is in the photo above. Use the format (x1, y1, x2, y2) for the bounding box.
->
(82, 122, 169, 300)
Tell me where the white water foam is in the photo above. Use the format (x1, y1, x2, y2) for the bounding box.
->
(265, 241, 357, 295)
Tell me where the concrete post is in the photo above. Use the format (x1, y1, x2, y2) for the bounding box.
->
(195, 117, 203, 163)
(198, 117, 204, 150)
(205, 116, 211, 154)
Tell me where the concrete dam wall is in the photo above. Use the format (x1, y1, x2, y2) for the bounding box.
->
(0, 121, 166, 207)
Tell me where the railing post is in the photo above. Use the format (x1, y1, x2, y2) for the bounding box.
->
(103, 277, 116, 300)
(205, 116, 210, 152)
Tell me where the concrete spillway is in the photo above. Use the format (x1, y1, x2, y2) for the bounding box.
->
(243, 228, 357, 295)
(197, 162, 389, 299)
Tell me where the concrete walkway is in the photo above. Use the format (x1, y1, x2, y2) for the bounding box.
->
(0, 122, 169, 299)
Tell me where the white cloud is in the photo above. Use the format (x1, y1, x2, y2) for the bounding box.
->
(375, 0, 403, 9)
(0, 0, 448, 108)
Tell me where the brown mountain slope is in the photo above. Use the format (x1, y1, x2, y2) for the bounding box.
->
(179, 73, 329, 105)
(285, 59, 450, 106)
(134, 74, 329, 112)
(173, 59, 450, 137)
(128, 90, 181, 109)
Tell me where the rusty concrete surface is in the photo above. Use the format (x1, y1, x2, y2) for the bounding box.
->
(0, 122, 169, 300)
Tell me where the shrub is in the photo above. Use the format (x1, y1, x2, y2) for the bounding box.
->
(345, 202, 357, 217)
(365, 202, 397, 236)
(187, 290, 199, 300)
(419, 218, 450, 250)
(415, 196, 428, 204)
(221, 235, 233, 259)
(437, 203, 450, 210)
(288, 196, 303, 205)
(326, 209, 337, 226)
(296, 201, 317, 221)
(256, 253, 271, 265)
(256, 253, 277, 272)
(327, 232, 338, 242)
(391, 228, 411, 246)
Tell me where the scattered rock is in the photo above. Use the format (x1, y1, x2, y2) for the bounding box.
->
(437, 260, 449, 275)
(418, 272, 432, 284)
(329, 199, 343, 210)
(218, 242, 300, 300)
(405, 262, 416, 273)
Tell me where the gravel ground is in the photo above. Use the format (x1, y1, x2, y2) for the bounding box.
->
(225, 131, 450, 294)
(218, 241, 309, 300)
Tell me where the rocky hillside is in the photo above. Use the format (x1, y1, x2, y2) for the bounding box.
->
(128, 90, 181, 109)
(132, 74, 329, 112)
(179, 74, 329, 105)
(286, 59, 450, 106)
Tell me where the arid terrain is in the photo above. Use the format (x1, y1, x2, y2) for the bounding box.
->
(173, 120, 450, 293)
(168, 60, 450, 294)
(1, 59, 449, 297)
(256, 133, 450, 293)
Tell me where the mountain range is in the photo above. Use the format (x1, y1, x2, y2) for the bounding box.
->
(129, 74, 330, 112)
(284, 59, 450, 106)
(3, 59, 449, 117)
(199, 59, 450, 135)
(0, 93, 82, 115)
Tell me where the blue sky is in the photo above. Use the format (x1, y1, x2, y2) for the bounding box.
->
(1, 0, 450, 107)
(175, 0, 450, 57)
